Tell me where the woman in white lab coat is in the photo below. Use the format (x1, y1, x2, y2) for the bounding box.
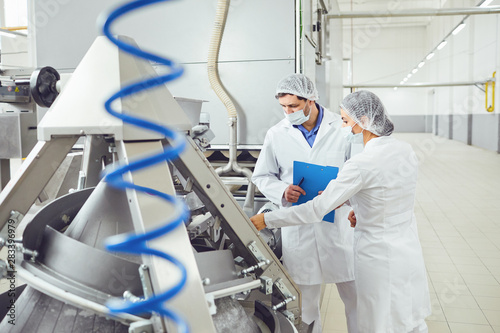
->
(251, 91, 431, 333)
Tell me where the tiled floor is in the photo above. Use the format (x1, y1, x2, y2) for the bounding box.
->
(320, 133, 500, 333)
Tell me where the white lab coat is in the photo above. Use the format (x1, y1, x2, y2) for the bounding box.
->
(265, 136, 431, 332)
(252, 108, 355, 285)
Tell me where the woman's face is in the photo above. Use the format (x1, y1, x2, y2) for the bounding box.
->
(340, 109, 363, 134)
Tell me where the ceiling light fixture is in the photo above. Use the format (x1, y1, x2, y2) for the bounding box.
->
(479, 0, 494, 7)
(437, 40, 447, 50)
(452, 23, 466, 35)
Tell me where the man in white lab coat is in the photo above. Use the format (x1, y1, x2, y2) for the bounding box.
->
(252, 74, 358, 333)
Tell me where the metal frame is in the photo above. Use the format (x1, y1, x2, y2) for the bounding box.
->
(327, 6, 500, 19)
(0, 136, 79, 229)
(0, 159, 9, 191)
(171, 136, 302, 323)
(345, 80, 495, 89)
(116, 140, 216, 333)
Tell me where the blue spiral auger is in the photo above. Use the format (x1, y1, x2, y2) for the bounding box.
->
(101, 1, 190, 332)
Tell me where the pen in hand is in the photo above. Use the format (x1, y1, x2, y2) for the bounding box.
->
(297, 177, 304, 187)
(284, 177, 306, 203)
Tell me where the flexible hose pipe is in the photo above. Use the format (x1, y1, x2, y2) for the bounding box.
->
(207, 0, 256, 216)
(207, 0, 237, 118)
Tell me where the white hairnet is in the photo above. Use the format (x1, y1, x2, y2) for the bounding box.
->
(340, 91, 394, 136)
(275, 74, 319, 101)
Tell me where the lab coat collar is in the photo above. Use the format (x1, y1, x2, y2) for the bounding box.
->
(364, 135, 394, 151)
(279, 104, 340, 149)
(314, 106, 341, 145)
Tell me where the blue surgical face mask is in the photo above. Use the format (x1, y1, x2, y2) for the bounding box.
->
(341, 125, 363, 143)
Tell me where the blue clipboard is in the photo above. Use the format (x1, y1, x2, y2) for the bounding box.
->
(292, 161, 339, 223)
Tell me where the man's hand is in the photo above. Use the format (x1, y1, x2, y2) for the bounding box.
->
(250, 213, 266, 231)
(283, 184, 306, 203)
(348, 210, 357, 228)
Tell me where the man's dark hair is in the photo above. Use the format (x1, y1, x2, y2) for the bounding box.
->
(276, 92, 307, 101)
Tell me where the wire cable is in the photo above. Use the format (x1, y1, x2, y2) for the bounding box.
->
(101, 1, 190, 332)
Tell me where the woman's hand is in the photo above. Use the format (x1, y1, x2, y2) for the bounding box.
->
(250, 213, 267, 231)
(348, 210, 357, 228)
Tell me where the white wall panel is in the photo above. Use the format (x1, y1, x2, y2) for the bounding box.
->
(33, 0, 295, 68)
(31, 0, 298, 145)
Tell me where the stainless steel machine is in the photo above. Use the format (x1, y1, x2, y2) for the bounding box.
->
(0, 36, 311, 333)
(0, 66, 63, 190)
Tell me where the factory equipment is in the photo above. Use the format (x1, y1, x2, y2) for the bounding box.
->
(0, 66, 62, 190)
(0, 34, 310, 332)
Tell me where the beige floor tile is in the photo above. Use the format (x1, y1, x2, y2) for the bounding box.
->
(436, 294, 479, 309)
(325, 284, 334, 295)
(425, 255, 455, 265)
(475, 251, 500, 259)
(475, 297, 500, 311)
(329, 286, 341, 300)
(323, 312, 348, 331)
(450, 256, 482, 265)
(321, 310, 327, 325)
(492, 326, 500, 333)
(326, 299, 346, 315)
(426, 320, 451, 333)
(448, 249, 478, 258)
(448, 323, 494, 333)
(488, 266, 500, 275)
(442, 242, 472, 250)
(470, 244, 500, 252)
(461, 273, 499, 286)
(442, 307, 488, 325)
(433, 283, 472, 298)
(455, 264, 491, 275)
(483, 310, 500, 326)
(427, 299, 447, 322)
(468, 285, 500, 298)
(321, 294, 330, 311)
(481, 258, 500, 267)
(426, 262, 460, 273)
(429, 271, 465, 284)
(422, 240, 447, 249)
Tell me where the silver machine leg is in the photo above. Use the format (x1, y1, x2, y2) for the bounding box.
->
(0, 159, 10, 192)
(0, 136, 79, 230)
